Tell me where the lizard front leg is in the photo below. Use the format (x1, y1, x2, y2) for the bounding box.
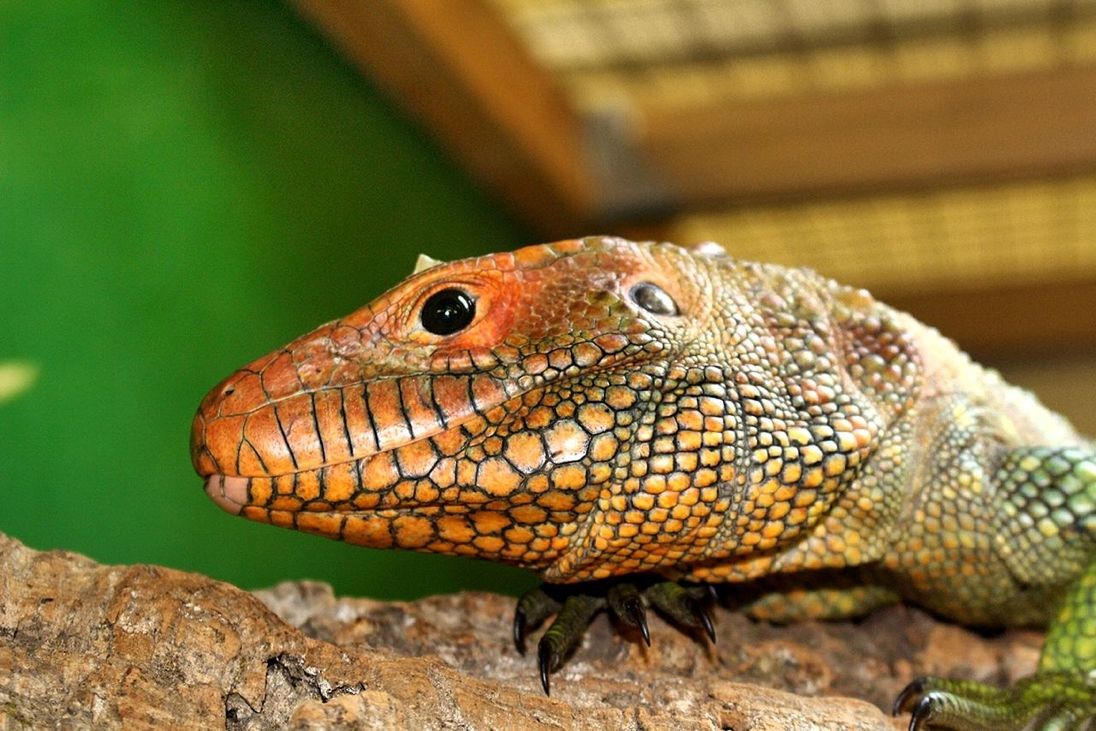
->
(895, 559, 1096, 730)
(896, 447, 1096, 730)
(514, 571, 903, 694)
(513, 578, 716, 695)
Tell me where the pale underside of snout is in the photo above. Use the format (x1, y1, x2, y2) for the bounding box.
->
(204, 474, 249, 515)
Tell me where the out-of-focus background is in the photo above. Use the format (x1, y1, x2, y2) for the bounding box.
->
(2, 0, 1094, 600)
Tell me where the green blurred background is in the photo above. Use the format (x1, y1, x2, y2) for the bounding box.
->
(0, 0, 538, 599)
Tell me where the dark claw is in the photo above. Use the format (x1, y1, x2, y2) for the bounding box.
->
(893, 678, 925, 716)
(909, 696, 935, 731)
(608, 584, 651, 646)
(624, 596, 651, 646)
(646, 581, 717, 642)
(537, 638, 556, 696)
(513, 586, 560, 656)
(513, 609, 527, 655)
(533, 593, 602, 695)
(693, 598, 716, 643)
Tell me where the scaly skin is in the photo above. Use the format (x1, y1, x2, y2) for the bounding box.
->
(191, 237, 1096, 728)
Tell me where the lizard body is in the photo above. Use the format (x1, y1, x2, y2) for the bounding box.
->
(191, 237, 1096, 729)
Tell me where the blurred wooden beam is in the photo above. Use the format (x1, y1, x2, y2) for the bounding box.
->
(995, 353, 1096, 436)
(639, 67, 1096, 204)
(889, 278, 1096, 359)
(290, 0, 596, 236)
(288, 3, 1096, 227)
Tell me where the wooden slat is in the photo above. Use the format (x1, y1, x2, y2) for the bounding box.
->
(290, 0, 596, 236)
(638, 66, 1096, 204)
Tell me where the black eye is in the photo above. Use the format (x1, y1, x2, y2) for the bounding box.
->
(420, 288, 476, 335)
(629, 282, 679, 316)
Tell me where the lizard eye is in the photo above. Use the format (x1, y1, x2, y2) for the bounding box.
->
(420, 288, 476, 335)
(629, 282, 679, 316)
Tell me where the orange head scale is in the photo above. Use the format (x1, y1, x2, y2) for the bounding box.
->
(191, 236, 891, 581)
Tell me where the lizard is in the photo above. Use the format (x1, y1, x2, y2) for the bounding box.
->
(190, 236, 1096, 730)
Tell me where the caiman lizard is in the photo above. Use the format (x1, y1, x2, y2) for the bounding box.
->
(191, 236, 1096, 729)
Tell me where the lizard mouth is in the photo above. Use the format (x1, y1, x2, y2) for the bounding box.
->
(193, 337, 651, 516)
(203, 473, 450, 516)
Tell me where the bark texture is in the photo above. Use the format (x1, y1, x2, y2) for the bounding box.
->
(0, 533, 1042, 730)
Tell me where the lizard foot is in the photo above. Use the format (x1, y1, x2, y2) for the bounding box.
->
(512, 579, 715, 695)
(893, 672, 1096, 730)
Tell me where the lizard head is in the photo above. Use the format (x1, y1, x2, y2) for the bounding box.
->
(192, 235, 911, 581)
(191, 236, 716, 576)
